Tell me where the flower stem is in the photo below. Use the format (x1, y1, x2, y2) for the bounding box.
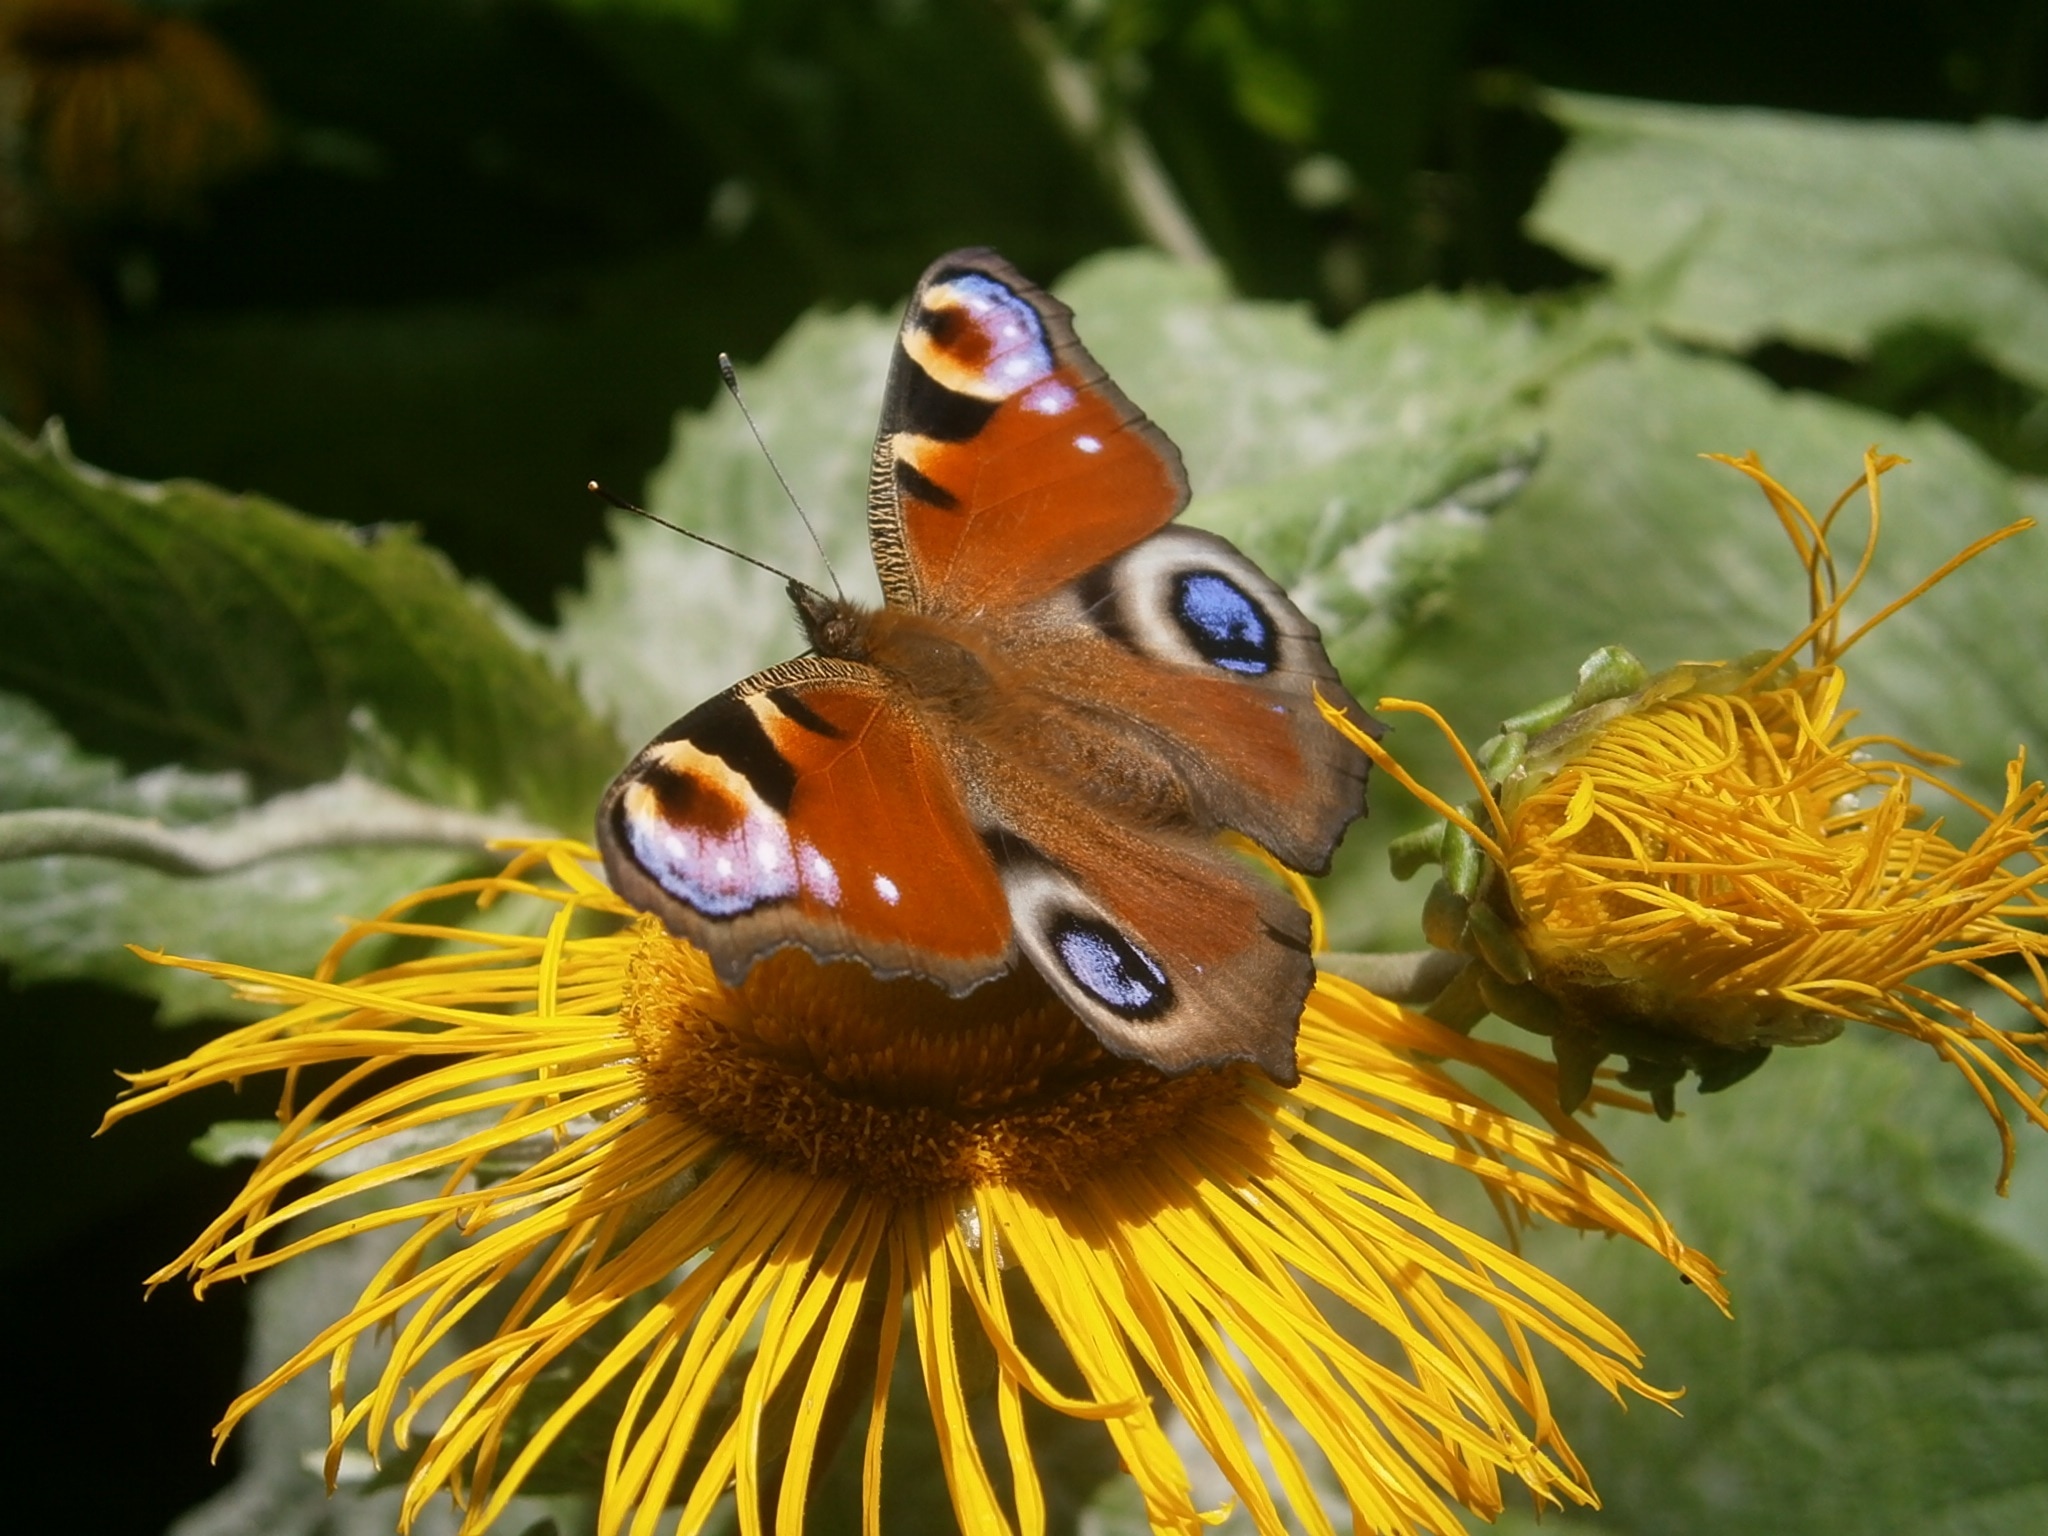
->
(996, 0, 1215, 265)
(1319, 948, 1468, 1003)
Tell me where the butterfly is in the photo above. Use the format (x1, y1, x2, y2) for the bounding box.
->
(598, 249, 1374, 1083)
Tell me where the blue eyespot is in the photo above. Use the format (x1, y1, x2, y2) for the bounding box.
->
(1052, 916, 1172, 1019)
(1173, 571, 1276, 674)
(943, 273, 1053, 386)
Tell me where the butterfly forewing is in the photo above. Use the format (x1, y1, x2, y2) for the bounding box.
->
(871, 249, 1189, 615)
(599, 658, 1013, 991)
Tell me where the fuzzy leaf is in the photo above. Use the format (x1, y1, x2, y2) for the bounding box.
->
(1530, 93, 2048, 391)
(1376, 340, 2048, 808)
(551, 304, 895, 747)
(1059, 259, 1589, 690)
(0, 692, 476, 1021)
(1458, 1032, 2048, 1536)
(0, 421, 622, 832)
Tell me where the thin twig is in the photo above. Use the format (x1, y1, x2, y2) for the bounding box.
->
(997, 1, 1215, 265)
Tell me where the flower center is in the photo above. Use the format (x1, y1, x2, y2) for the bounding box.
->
(1504, 688, 1868, 1048)
(620, 922, 1245, 1198)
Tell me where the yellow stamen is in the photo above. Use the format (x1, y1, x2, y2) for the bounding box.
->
(1318, 694, 1508, 865)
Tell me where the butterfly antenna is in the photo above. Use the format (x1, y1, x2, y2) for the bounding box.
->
(586, 482, 808, 588)
(717, 352, 846, 601)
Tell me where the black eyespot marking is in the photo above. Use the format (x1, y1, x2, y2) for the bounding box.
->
(895, 458, 960, 511)
(1075, 563, 1135, 650)
(1051, 914, 1173, 1020)
(916, 301, 967, 345)
(653, 694, 796, 813)
(629, 761, 701, 824)
(767, 687, 844, 739)
(893, 348, 999, 442)
(1172, 570, 1277, 675)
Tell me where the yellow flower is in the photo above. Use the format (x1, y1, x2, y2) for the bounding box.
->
(108, 841, 1722, 1536)
(1341, 450, 2048, 1187)
(0, 0, 271, 217)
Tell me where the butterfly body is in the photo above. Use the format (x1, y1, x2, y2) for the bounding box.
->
(790, 582, 1216, 830)
(601, 250, 1377, 1082)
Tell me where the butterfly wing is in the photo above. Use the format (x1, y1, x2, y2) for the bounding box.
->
(967, 532, 1371, 1078)
(870, 247, 1188, 616)
(987, 812, 1314, 1084)
(598, 657, 1014, 992)
(871, 247, 1372, 874)
(856, 249, 1372, 1080)
(1037, 523, 1377, 875)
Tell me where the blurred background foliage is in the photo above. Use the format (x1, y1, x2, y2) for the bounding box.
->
(3, 1, 2047, 1532)
(7, 0, 2046, 618)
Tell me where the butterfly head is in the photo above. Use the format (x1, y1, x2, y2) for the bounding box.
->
(788, 579, 869, 662)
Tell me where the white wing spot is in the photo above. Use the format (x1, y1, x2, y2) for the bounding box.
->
(1074, 434, 1103, 454)
(1022, 380, 1076, 415)
(801, 843, 841, 906)
(873, 873, 901, 906)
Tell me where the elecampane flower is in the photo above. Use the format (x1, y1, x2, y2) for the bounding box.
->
(1344, 450, 2048, 1186)
(0, 0, 271, 215)
(110, 841, 1723, 1536)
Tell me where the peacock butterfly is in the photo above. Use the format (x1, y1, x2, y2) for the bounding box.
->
(598, 249, 1375, 1083)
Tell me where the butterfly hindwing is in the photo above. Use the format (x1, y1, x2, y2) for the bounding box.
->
(989, 815, 1312, 1084)
(598, 658, 1014, 992)
(1033, 524, 1374, 876)
(870, 248, 1189, 616)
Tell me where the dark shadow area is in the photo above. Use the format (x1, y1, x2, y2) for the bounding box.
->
(20, 0, 2040, 622)
(1, 978, 251, 1533)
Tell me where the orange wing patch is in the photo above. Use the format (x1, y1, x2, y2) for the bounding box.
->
(754, 684, 1013, 976)
(600, 665, 1014, 992)
(874, 251, 1188, 615)
(890, 368, 1182, 610)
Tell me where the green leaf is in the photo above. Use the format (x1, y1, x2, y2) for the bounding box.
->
(1056, 254, 1577, 534)
(1530, 92, 2048, 392)
(0, 691, 475, 1020)
(1455, 1032, 2048, 1536)
(1058, 261, 1642, 692)
(552, 303, 896, 747)
(0, 421, 622, 832)
(1377, 340, 2048, 813)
